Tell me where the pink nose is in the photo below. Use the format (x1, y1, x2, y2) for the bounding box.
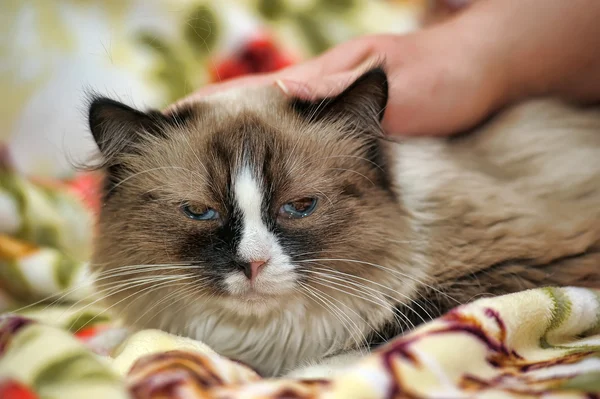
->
(247, 260, 267, 280)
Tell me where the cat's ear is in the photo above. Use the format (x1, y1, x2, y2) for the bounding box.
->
(290, 67, 388, 130)
(88, 97, 170, 159)
(290, 67, 393, 191)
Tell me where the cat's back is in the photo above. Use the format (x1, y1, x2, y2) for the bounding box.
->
(391, 98, 600, 292)
(451, 99, 600, 201)
(393, 98, 600, 209)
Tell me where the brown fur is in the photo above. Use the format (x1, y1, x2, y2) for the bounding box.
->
(88, 72, 600, 375)
(395, 99, 600, 314)
(93, 90, 412, 312)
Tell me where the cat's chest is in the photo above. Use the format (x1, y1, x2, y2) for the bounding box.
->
(180, 310, 349, 376)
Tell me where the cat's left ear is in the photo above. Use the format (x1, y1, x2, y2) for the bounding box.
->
(290, 67, 388, 132)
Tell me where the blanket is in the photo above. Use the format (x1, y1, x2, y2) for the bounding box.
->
(1, 152, 600, 399)
(1, 0, 423, 177)
(2, 1, 600, 397)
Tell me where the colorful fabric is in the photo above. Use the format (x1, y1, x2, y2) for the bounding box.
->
(2, 0, 600, 397)
(1, 149, 600, 398)
(1, 0, 423, 178)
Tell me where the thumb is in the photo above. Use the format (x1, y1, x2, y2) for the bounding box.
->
(274, 70, 362, 100)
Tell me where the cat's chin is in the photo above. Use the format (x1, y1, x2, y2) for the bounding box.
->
(215, 278, 303, 316)
(220, 292, 300, 317)
(224, 270, 298, 297)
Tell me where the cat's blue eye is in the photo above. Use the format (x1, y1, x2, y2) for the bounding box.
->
(180, 203, 220, 221)
(279, 197, 318, 219)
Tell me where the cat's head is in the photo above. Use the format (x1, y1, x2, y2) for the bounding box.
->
(88, 68, 417, 321)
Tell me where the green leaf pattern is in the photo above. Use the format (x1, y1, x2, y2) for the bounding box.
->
(1, 1, 599, 398)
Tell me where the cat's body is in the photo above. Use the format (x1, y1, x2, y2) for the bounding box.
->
(88, 69, 600, 377)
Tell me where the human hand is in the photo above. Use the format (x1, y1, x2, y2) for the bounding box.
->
(179, 29, 504, 136)
(179, 0, 600, 137)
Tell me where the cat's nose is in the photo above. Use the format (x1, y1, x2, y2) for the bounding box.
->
(242, 259, 268, 280)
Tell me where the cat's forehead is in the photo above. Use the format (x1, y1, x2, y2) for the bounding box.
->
(91, 67, 389, 202)
(171, 87, 310, 150)
(170, 86, 363, 166)
(169, 85, 284, 120)
(183, 108, 316, 169)
(133, 102, 353, 202)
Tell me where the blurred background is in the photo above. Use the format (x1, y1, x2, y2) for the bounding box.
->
(0, 0, 426, 179)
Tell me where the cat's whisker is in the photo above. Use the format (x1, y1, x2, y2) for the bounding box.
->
(302, 267, 425, 327)
(68, 276, 197, 331)
(52, 277, 166, 317)
(178, 134, 225, 208)
(301, 282, 371, 354)
(284, 124, 310, 179)
(292, 286, 343, 359)
(285, 154, 376, 189)
(43, 274, 170, 311)
(307, 265, 436, 324)
(296, 258, 460, 305)
(125, 278, 208, 327)
(181, 133, 210, 176)
(10, 283, 94, 315)
(296, 256, 449, 322)
(92, 266, 201, 292)
(11, 267, 186, 314)
(63, 274, 195, 323)
(146, 289, 201, 333)
(306, 279, 411, 340)
(310, 187, 334, 207)
(93, 265, 202, 280)
(93, 263, 199, 275)
(76, 280, 190, 331)
(299, 274, 390, 346)
(166, 291, 207, 332)
(298, 282, 354, 339)
(305, 91, 334, 122)
(301, 269, 417, 331)
(327, 167, 375, 186)
(298, 282, 367, 354)
(90, 275, 192, 300)
(292, 249, 352, 259)
(318, 154, 385, 172)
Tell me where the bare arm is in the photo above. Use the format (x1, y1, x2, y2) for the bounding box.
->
(181, 0, 600, 137)
(454, 0, 600, 106)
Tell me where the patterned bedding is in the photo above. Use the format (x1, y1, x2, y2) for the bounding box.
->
(1, 146, 600, 399)
(1, 1, 600, 398)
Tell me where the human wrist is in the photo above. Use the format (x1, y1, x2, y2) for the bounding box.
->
(461, 0, 600, 105)
(443, 1, 540, 107)
(428, 8, 513, 115)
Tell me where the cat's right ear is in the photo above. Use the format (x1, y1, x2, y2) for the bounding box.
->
(88, 97, 168, 161)
(288, 67, 388, 133)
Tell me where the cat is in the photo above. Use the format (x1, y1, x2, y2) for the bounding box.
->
(87, 67, 600, 378)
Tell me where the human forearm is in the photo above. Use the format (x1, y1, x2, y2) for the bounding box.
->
(452, 0, 600, 104)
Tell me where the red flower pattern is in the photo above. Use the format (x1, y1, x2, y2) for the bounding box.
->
(0, 379, 38, 399)
(211, 33, 297, 82)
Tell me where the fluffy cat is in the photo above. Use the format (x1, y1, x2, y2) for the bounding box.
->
(87, 68, 600, 378)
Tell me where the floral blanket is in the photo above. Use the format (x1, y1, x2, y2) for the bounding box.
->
(1, 151, 600, 399)
(2, 1, 600, 398)
(1, 0, 422, 177)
